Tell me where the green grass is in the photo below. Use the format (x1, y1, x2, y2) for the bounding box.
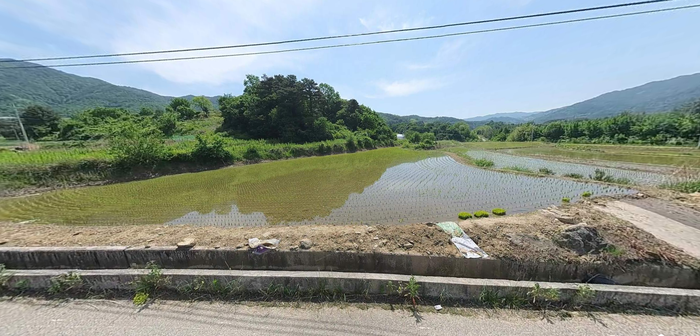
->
(0, 147, 112, 167)
(473, 158, 495, 168)
(0, 148, 435, 225)
(663, 180, 700, 193)
(503, 166, 534, 173)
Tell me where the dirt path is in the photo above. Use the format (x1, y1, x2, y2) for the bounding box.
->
(595, 200, 700, 259)
(623, 198, 700, 231)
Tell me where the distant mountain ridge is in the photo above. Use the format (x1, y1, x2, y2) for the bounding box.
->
(466, 72, 700, 124)
(0, 59, 217, 116)
(2, 59, 699, 122)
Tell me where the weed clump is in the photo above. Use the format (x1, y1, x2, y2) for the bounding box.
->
(563, 173, 584, 179)
(474, 210, 489, 218)
(582, 191, 592, 198)
(491, 208, 506, 216)
(458, 212, 472, 220)
(48, 272, 83, 295)
(538, 167, 555, 175)
(132, 263, 169, 305)
(590, 169, 631, 185)
(473, 158, 494, 168)
(561, 197, 570, 203)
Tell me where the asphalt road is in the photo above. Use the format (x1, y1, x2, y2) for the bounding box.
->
(1, 299, 698, 336)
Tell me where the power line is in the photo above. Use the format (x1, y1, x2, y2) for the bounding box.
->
(1, 3, 698, 70)
(0, 0, 674, 63)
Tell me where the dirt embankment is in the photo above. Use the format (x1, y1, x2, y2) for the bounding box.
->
(1, 199, 698, 268)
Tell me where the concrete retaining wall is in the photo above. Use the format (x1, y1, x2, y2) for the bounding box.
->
(1, 247, 698, 289)
(5, 269, 700, 312)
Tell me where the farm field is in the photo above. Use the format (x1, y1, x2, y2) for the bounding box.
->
(508, 144, 700, 168)
(0, 146, 634, 227)
(465, 150, 690, 186)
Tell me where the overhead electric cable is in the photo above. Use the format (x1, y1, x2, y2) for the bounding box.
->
(1, 3, 697, 70)
(0, 0, 674, 63)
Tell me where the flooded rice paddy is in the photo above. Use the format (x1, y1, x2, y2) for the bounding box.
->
(0, 148, 634, 227)
(466, 150, 686, 186)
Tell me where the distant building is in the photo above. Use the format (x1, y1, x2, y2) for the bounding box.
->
(396, 133, 405, 140)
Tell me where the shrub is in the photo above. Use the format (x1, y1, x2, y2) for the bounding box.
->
(562, 197, 570, 203)
(345, 136, 358, 152)
(473, 159, 494, 168)
(492, 208, 506, 216)
(538, 167, 555, 175)
(458, 212, 472, 220)
(582, 191, 592, 198)
(191, 133, 232, 163)
(563, 173, 584, 179)
(474, 210, 489, 218)
(416, 139, 436, 150)
(243, 145, 262, 161)
(109, 126, 169, 168)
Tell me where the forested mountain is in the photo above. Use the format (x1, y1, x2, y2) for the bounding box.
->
(377, 112, 464, 127)
(467, 73, 700, 124)
(0, 59, 216, 116)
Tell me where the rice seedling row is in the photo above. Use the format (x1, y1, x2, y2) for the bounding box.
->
(466, 150, 692, 186)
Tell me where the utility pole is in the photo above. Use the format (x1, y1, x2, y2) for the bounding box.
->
(12, 103, 30, 147)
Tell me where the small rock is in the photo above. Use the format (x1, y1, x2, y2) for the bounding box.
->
(355, 231, 362, 234)
(403, 242, 414, 249)
(352, 243, 359, 249)
(290, 246, 299, 251)
(145, 245, 151, 249)
(176, 237, 196, 248)
(0, 241, 7, 245)
(367, 226, 377, 233)
(635, 193, 646, 198)
(359, 239, 364, 243)
(556, 225, 608, 255)
(373, 236, 379, 240)
(300, 239, 313, 250)
(146, 239, 154, 243)
(213, 245, 220, 249)
(235, 243, 245, 249)
(72, 231, 82, 236)
(434, 305, 443, 311)
(379, 240, 388, 246)
(372, 244, 379, 249)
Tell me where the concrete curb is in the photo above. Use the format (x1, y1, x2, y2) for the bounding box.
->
(1, 246, 698, 289)
(3, 269, 699, 312)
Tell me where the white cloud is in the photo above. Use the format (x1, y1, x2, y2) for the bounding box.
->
(375, 78, 444, 97)
(358, 7, 433, 32)
(0, 0, 320, 85)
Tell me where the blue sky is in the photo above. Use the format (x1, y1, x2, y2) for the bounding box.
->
(1, 0, 699, 118)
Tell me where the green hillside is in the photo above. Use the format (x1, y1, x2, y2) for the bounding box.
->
(465, 73, 700, 124)
(377, 112, 464, 127)
(0, 59, 218, 116)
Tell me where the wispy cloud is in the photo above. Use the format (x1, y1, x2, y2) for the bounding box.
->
(375, 78, 445, 97)
(0, 0, 320, 85)
(358, 7, 433, 32)
(405, 39, 468, 70)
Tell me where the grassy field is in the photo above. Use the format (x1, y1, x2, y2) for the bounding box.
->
(509, 144, 700, 167)
(0, 147, 112, 167)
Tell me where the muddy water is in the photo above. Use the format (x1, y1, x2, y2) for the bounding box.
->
(0, 148, 634, 227)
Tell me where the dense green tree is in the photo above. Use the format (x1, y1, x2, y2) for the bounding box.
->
(191, 96, 214, 117)
(20, 105, 60, 139)
(219, 75, 394, 145)
(167, 98, 197, 120)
